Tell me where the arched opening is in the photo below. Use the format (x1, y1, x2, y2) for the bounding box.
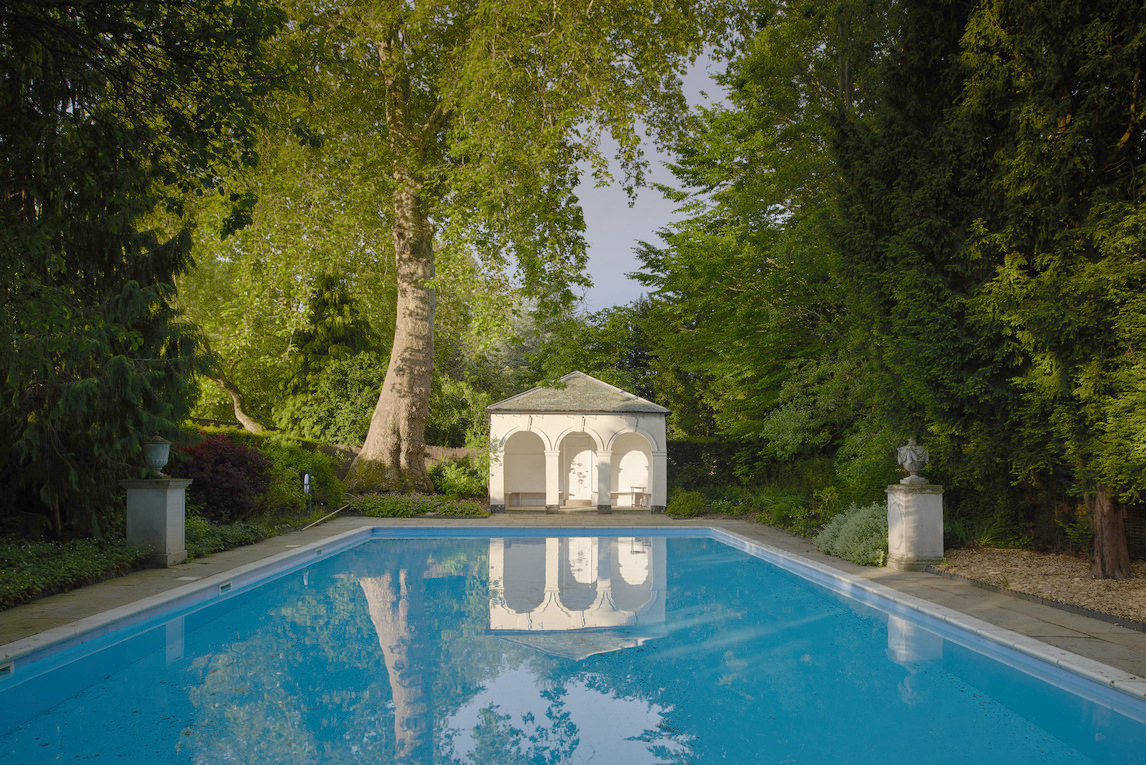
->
(502, 539, 546, 614)
(611, 432, 652, 508)
(503, 431, 545, 508)
(559, 537, 599, 611)
(611, 537, 654, 612)
(559, 432, 597, 507)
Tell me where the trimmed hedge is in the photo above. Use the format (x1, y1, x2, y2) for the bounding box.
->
(814, 502, 888, 566)
(349, 494, 489, 518)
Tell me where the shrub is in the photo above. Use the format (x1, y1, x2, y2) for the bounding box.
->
(814, 502, 888, 566)
(429, 454, 488, 498)
(256, 436, 344, 517)
(349, 494, 489, 518)
(0, 537, 151, 610)
(170, 433, 272, 522)
(185, 514, 269, 560)
(666, 490, 707, 518)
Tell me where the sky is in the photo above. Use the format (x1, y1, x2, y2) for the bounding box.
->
(576, 59, 726, 311)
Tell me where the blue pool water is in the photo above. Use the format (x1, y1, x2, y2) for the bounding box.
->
(1, 531, 1144, 763)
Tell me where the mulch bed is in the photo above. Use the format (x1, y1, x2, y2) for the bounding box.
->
(934, 547, 1146, 627)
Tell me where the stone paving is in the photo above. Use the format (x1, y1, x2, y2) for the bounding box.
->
(3, 511, 1145, 683)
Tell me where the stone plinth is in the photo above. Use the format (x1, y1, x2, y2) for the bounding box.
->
(886, 481, 944, 571)
(121, 478, 192, 567)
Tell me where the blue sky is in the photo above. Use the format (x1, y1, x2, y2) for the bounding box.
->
(578, 58, 725, 311)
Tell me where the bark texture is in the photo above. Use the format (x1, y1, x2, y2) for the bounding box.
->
(345, 33, 440, 493)
(345, 177, 435, 493)
(1089, 486, 1132, 580)
(360, 568, 432, 765)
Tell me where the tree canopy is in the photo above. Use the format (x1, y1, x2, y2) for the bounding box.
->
(0, 0, 281, 533)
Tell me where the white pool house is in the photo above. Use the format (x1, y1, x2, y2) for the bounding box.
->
(487, 372, 668, 513)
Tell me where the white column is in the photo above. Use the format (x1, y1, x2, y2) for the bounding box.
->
(545, 450, 561, 513)
(650, 451, 668, 513)
(597, 450, 613, 513)
(488, 442, 505, 512)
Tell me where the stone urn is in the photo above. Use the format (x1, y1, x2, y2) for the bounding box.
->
(141, 435, 172, 477)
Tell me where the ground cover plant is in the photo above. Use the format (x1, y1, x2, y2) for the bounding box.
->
(0, 538, 152, 610)
(185, 514, 270, 560)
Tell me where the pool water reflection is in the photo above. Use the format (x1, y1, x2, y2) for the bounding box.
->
(1, 534, 1144, 764)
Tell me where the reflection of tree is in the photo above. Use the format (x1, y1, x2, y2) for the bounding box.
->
(360, 563, 433, 765)
(182, 577, 397, 762)
(446, 687, 580, 765)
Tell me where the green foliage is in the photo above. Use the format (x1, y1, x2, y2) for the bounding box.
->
(173, 428, 343, 525)
(256, 435, 344, 512)
(751, 492, 816, 536)
(428, 454, 489, 498)
(185, 514, 269, 560)
(0, 538, 151, 610)
(426, 377, 496, 448)
(666, 490, 708, 518)
(0, 0, 282, 533)
(667, 441, 741, 491)
(814, 502, 888, 566)
(1057, 507, 1095, 555)
(274, 352, 388, 446)
(945, 511, 1031, 551)
(348, 495, 489, 519)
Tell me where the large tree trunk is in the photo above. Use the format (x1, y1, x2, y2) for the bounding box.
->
(360, 567, 433, 764)
(1088, 485, 1131, 580)
(345, 34, 439, 494)
(345, 176, 435, 493)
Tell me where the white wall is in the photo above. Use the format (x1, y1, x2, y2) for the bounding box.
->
(490, 411, 668, 509)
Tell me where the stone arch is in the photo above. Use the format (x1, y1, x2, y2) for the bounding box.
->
(499, 424, 553, 452)
(557, 430, 598, 505)
(502, 430, 546, 508)
(559, 537, 598, 611)
(554, 425, 605, 453)
(606, 426, 662, 454)
(502, 539, 546, 613)
(610, 431, 653, 506)
(611, 538, 654, 613)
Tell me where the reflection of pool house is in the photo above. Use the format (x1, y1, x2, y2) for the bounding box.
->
(487, 372, 668, 513)
(488, 536, 667, 659)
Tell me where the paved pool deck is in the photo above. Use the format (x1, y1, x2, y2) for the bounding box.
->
(3, 511, 1145, 684)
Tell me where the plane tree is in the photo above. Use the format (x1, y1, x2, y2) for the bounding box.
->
(299, 0, 750, 492)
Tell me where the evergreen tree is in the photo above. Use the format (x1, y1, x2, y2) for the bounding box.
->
(0, 0, 281, 533)
(959, 0, 1146, 577)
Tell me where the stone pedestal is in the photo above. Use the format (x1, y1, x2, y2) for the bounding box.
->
(122, 478, 192, 567)
(886, 481, 944, 571)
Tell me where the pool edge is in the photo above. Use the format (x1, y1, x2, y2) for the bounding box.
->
(3, 522, 1144, 705)
(708, 527, 1146, 703)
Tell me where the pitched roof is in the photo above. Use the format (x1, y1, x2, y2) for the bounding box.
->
(487, 371, 668, 414)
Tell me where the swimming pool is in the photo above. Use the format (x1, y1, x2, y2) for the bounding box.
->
(1, 527, 1144, 763)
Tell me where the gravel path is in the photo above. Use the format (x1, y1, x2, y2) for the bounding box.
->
(936, 548, 1146, 624)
